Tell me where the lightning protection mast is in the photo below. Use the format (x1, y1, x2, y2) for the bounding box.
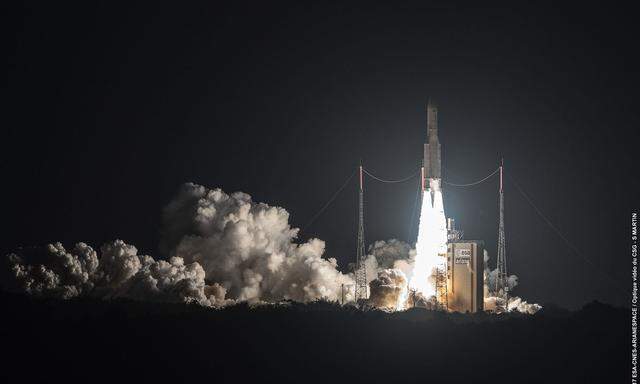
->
(495, 158, 508, 308)
(355, 163, 368, 301)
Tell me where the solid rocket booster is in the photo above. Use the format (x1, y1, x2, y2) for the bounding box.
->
(424, 99, 441, 181)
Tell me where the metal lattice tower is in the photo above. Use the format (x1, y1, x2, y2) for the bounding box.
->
(435, 265, 448, 311)
(355, 164, 368, 301)
(495, 159, 508, 303)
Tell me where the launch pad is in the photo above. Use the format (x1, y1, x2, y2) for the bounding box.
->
(352, 99, 508, 313)
(422, 101, 487, 313)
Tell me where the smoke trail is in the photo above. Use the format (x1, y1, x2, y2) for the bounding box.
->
(409, 179, 447, 298)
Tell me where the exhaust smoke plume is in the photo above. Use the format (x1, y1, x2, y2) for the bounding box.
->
(164, 184, 355, 303)
(368, 269, 408, 311)
(483, 250, 541, 314)
(362, 239, 416, 284)
(3, 240, 223, 305)
(364, 240, 414, 310)
(2, 182, 540, 314)
(2, 183, 355, 306)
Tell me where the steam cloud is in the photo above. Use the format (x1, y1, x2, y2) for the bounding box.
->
(2, 183, 354, 306)
(2, 183, 540, 314)
(3, 240, 222, 305)
(368, 269, 408, 311)
(162, 183, 354, 303)
(483, 250, 541, 314)
(363, 239, 416, 284)
(368, 239, 413, 269)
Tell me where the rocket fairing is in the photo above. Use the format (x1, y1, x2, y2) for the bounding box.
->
(423, 99, 442, 181)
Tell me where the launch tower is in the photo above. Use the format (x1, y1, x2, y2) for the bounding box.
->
(355, 164, 368, 301)
(495, 160, 508, 304)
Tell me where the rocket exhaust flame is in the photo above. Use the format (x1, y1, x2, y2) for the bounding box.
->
(408, 179, 448, 300)
(391, 100, 445, 310)
(368, 178, 447, 312)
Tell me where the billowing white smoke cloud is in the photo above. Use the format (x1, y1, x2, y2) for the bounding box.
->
(368, 239, 413, 269)
(2, 184, 355, 306)
(3, 182, 541, 315)
(362, 239, 416, 285)
(4, 240, 223, 306)
(368, 269, 408, 311)
(483, 250, 541, 314)
(161, 183, 354, 304)
(483, 250, 518, 296)
(484, 296, 541, 315)
(3, 184, 356, 306)
(6, 242, 99, 299)
(507, 297, 541, 314)
(485, 269, 519, 295)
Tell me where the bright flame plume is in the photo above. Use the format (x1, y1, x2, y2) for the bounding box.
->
(408, 179, 448, 299)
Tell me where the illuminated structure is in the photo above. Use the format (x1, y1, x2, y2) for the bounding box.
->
(446, 240, 484, 313)
(355, 98, 499, 312)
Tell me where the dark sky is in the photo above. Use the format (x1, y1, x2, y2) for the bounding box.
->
(2, 2, 638, 309)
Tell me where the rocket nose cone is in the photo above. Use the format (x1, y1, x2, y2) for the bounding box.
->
(427, 97, 436, 108)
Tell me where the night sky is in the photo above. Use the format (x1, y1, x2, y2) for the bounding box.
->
(3, 2, 637, 309)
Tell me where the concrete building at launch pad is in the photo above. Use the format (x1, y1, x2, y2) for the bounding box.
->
(446, 240, 484, 313)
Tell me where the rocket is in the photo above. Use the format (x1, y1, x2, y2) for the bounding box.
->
(423, 99, 441, 191)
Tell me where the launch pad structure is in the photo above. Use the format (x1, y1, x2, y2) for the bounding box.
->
(423, 100, 505, 313)
(495, 160, 509, 305)
(346, 98, 508, 312)
(434, 265, 448, 311)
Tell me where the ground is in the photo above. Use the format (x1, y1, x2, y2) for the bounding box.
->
(0, 293, 627, 383)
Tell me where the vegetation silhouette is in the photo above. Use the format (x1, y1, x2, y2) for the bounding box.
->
(0, 292, 626, 383)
